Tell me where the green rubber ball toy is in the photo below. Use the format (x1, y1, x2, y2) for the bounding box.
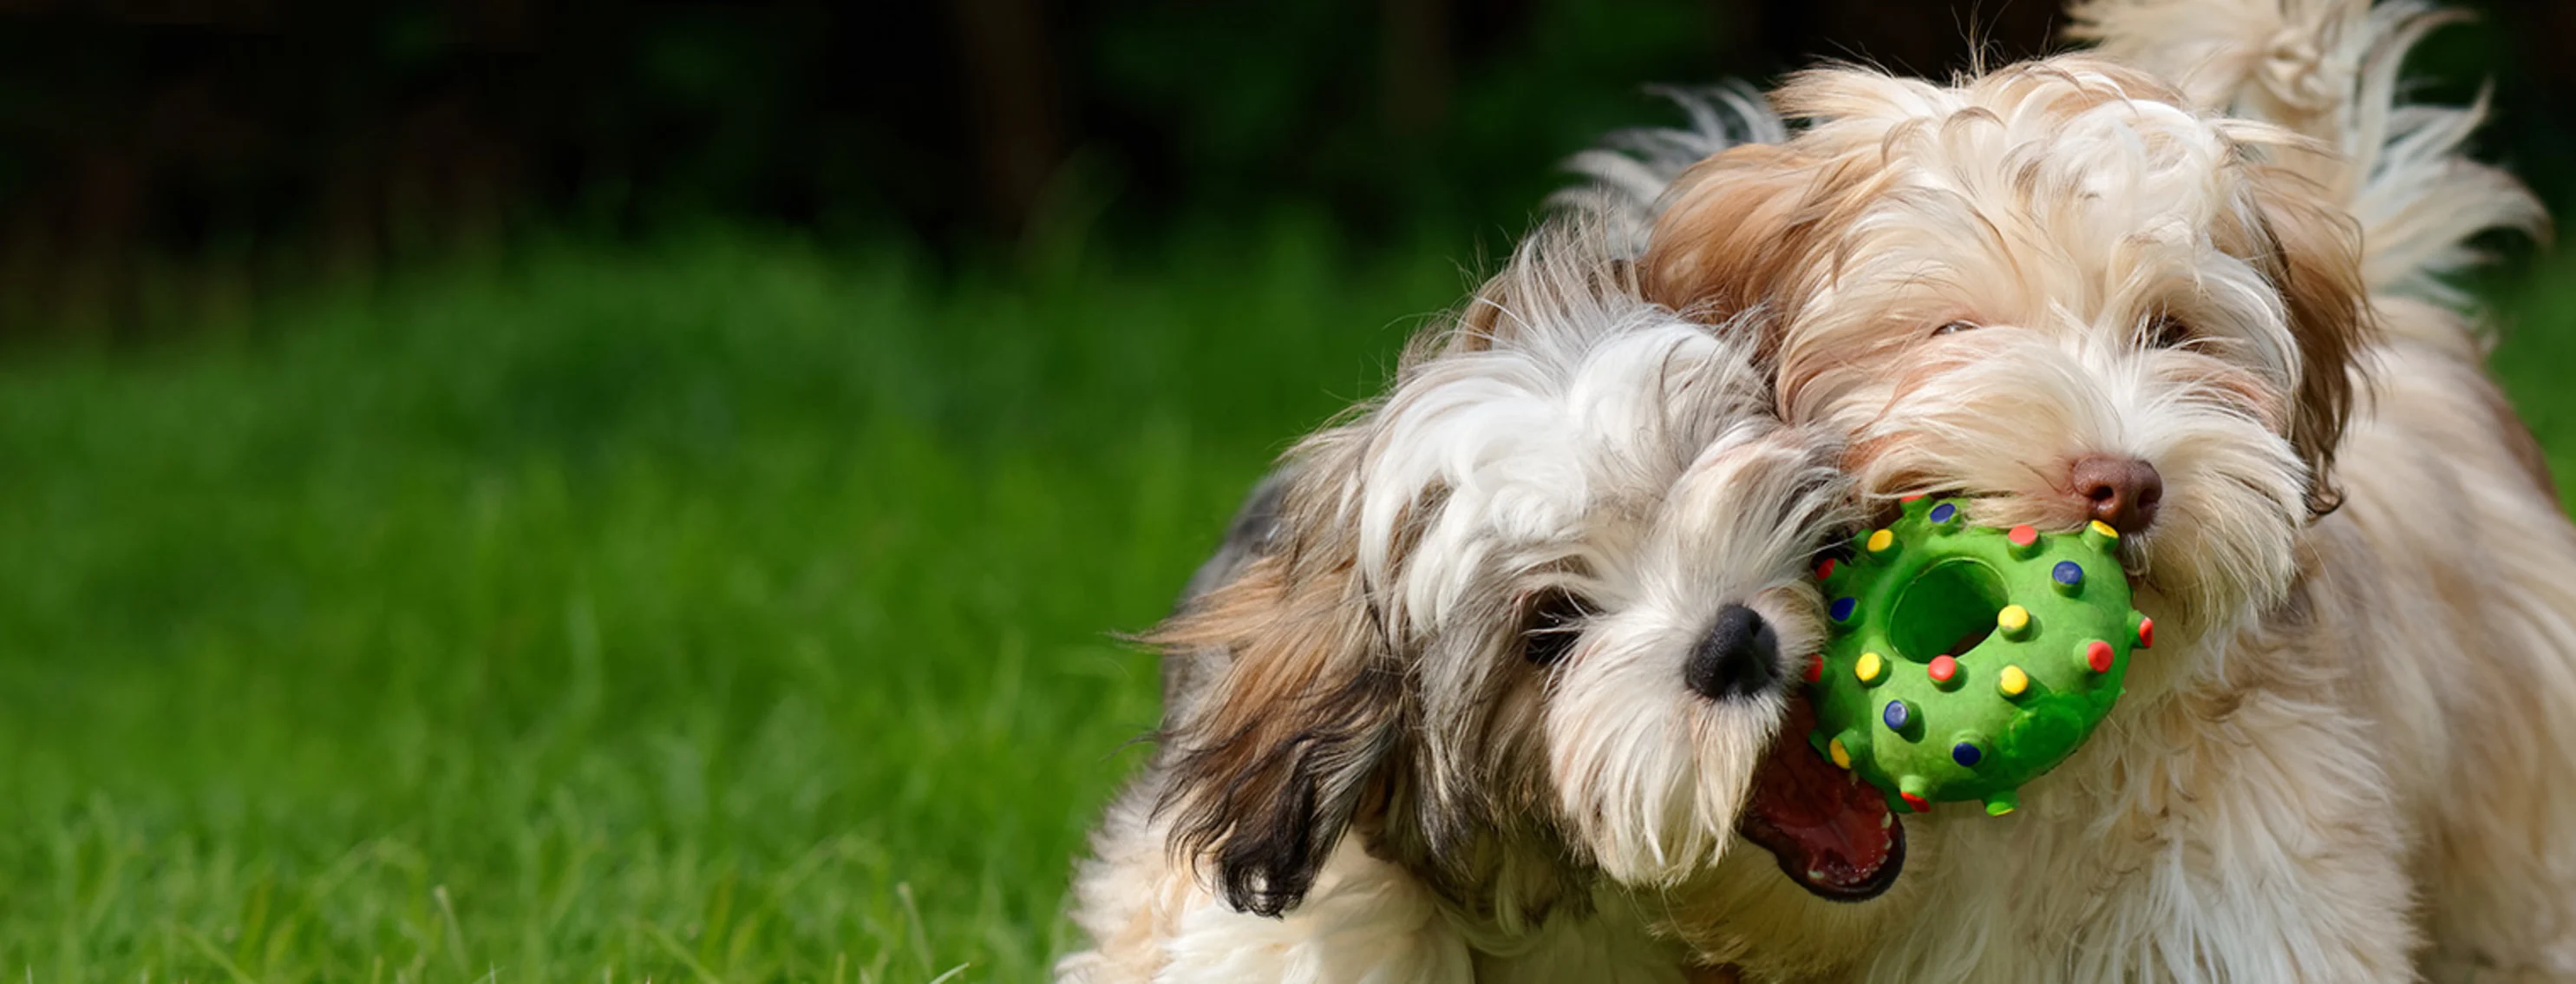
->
(1803, 496, 2154, 817)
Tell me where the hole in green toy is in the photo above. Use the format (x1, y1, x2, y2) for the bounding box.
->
(1889, 560, 2005, 664)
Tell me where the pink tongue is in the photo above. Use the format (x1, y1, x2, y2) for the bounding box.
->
(1739, 697, 1904, 900)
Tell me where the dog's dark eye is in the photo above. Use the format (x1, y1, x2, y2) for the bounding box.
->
(2146, 313, 2195, 348)
(1521, 590, 1590, 666)
(1931, 320, 1978, 337)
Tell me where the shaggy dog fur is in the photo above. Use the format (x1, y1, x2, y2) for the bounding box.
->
(1614, 1, 2576, 980)
(1058, 1, 2576, 980)
(1056, 213, 1854, 983)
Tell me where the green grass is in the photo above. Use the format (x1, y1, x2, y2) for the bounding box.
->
(0, 226, 1470, 982)
(0, 223, 2570, 984)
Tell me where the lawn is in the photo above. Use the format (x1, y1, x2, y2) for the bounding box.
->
(0, 225, 2567, 983)
(0, 226, 1467, 983)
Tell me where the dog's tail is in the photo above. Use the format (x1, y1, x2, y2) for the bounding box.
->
(2069, 0, 2546, 314)
(1552, 83, 1786, 259)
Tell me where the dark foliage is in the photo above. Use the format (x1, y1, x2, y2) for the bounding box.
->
(0, 0, 2559, 331)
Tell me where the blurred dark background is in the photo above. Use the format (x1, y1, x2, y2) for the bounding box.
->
(4, 0, 2566, 338)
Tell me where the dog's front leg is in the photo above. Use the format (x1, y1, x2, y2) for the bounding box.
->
(1154, 837, 1474, 984)
(2043, 686, 2421, 982)
(1061, 812, 1475, 984)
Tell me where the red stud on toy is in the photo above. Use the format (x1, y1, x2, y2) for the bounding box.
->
(2084, 640, 2116, 674)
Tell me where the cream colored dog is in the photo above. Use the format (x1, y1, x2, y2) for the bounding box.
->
(1058, 0, 2576, 980)
(1619, 1, 2576, 980)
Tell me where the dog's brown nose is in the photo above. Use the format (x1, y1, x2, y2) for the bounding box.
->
(2070, 455, 2163, 534)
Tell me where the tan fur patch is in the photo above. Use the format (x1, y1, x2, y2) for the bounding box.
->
(2234, 162, 2374, 515)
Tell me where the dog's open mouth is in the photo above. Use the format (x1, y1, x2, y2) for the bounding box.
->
(1738, 695, 1903, 901)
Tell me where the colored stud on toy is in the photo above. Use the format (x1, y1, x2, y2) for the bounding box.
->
(2006, 524, 2042, 560)
(1949, 738, 1985, 767)
(2085, 520, 2122, 551)
(1997, 665, 2030, 698)
(1881, 699, 1923, 742)
(2051, 561, 2085, 596)
(1896, 776, 1933, 814)
(1804, 497, 2147, 816)
(2080, 640, 2117, 674)
(1997, 604, 2034, 640)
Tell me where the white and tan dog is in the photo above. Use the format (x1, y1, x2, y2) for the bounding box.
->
(1056, 211, 1884, 982)
(1059, 0, 2576, 980)
(1610, 1, 2576, 980)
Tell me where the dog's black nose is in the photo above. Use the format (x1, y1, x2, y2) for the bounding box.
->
(1687, 603, 1781, 700)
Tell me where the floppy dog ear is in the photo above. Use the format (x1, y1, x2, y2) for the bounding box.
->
(2239, 163, 2371, 515)
(1639, 141, 1876, 350)
(1146, 505, 1406, 918)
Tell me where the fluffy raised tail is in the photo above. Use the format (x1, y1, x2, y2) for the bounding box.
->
(2069, 0, 2546, 312)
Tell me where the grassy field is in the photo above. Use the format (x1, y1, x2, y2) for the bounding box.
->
(0, 226, 1467, 983)
(0, 226, 2569, 983)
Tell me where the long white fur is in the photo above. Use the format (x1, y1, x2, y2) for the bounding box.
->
(1057, 213, 1847, 982)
